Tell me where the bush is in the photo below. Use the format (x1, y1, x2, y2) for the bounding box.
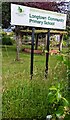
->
(47, 84, 69, 119)
(2, 35, 13, 45)
(63, 34, 69, 41)
(1, 31, 7, 36)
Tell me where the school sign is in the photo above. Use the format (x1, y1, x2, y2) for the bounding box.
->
(11, 4, 66, 30)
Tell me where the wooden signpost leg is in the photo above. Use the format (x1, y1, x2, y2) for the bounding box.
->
(45, 29, 50, 78)
(30, 28, 35, 79)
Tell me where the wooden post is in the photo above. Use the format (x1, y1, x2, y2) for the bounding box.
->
(35, 34, 39, 50)
(15, 26, 20, 61)
(59, 34, 63, 51)
(30, 28, 35, 79)
(45, 29, 50, 78)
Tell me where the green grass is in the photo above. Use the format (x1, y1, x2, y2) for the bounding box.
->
(0, 46, 2, 120)
(2, 45, 68, 119)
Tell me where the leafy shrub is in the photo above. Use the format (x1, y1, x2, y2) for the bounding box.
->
(47, 84, 69, 119)
(63, 34, 69, 41)
(2, 35, 13, 45)
(1, 31, 7, 35)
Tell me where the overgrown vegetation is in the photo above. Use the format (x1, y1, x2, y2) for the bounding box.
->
(2, 32, 13, 45)
(47, 84, 69, 119)
(2, 35, 13, 45)
(2, 44, 70, 119)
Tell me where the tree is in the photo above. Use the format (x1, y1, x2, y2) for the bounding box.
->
(2, 2, 11, 28)
(67, 2, 70, 28)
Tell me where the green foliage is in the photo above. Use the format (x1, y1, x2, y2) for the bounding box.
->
(25, 35, 28, 40)
(56, 52, 70, 103)
(2, 35, 13, 45)
(8, 32, 14, 37)
(63, 41, 67, 47)
(47, 84, 69, 119)
(2, 45, 69, 119)
(50, 36, 59, 48)
(2, 2, 11, 28)
(1, 31, 7, 36)
(45, 50, 48, 53)
(63, 34, 69, 41)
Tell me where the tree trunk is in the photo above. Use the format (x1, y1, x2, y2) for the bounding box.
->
(19, 33, 23, 51)
(59, 34, 63, 51)
(16, 35, 20, 61)
(15, 26, 20, 61)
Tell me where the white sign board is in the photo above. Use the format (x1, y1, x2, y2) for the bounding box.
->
(11, 4, 66, 29)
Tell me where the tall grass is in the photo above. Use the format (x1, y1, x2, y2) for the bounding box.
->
(2, 45, 68, 119)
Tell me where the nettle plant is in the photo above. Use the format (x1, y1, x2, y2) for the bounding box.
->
(47, 83, 69, 119)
